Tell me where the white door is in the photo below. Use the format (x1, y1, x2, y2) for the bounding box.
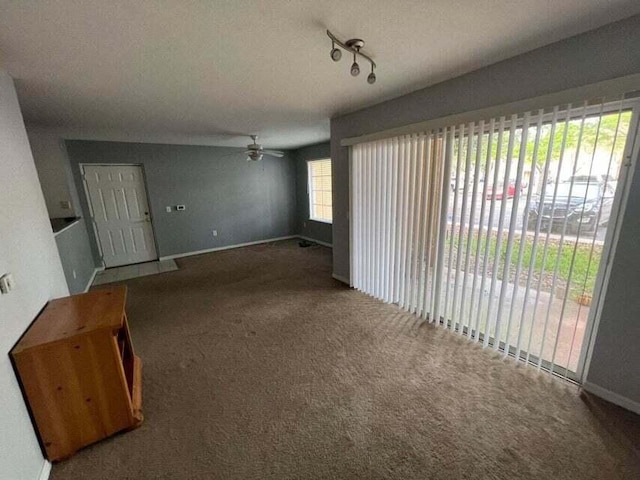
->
(83, 165, 158, 267)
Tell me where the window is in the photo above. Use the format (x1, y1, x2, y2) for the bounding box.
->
(308, 159, 332, 223)
(350, 102, 635, 381)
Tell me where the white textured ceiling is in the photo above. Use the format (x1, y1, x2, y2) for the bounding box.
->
(1, 1, 639, 149)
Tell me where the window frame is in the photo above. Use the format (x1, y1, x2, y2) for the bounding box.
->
(307, 158, 333, 224)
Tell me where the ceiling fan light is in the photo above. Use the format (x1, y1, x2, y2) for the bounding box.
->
(247, 151, 263, 162)
(330, 48, 342, 62)
(367, 71, 376, 84)
(350, 61, 360, 77)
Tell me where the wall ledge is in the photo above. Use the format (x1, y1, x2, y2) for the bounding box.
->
(158, 236, 298, 261)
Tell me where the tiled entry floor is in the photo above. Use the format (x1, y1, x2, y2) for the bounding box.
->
(93, 259, 178, 286)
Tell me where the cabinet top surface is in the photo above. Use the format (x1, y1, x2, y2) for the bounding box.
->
(12, 286, 127, 353)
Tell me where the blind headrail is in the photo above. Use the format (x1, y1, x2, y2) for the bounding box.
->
(340, 74, 640, 147)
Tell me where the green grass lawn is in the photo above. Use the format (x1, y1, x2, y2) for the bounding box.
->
(451, 230, 602, 300)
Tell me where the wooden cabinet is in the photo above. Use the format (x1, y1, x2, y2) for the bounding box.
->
(11, 286, 142, 461)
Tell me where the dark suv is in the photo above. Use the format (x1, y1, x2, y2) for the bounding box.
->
(526, 180, 615, 234)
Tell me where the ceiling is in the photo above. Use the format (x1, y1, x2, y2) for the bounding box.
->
(1, 1, 639, 149)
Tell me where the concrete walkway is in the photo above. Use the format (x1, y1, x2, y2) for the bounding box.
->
(433, 268, 589, 373)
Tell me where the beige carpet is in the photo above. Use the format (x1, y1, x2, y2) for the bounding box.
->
(51, 240, 640, 479)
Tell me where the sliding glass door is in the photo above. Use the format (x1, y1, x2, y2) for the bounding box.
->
(350, 98, 639, 381)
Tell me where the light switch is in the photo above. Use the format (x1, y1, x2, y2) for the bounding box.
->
(0, 273, 15, 294)
(166, 206, 172, 213)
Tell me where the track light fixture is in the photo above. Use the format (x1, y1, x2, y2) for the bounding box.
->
(330, 40, 342, 62)
(367, 65, 376, 84)
(350, 51, 360, 77)
(327, 30, 377, 84)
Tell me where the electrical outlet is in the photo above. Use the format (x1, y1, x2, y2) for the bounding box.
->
(212, 230, 218, 237)
(0, 273, 15, 294)
(176, 205, 186, 211)
(166, 206, 172, 213)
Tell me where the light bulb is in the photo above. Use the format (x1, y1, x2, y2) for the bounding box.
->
(330, 48, 342, 62)
(367, 72, 376, 84)
(350, 62, 360, 76)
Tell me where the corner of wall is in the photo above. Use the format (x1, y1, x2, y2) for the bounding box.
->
(291, 142, 333, 246)
(0, 70, 68, 480)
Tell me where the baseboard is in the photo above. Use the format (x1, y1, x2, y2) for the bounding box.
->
(84, 266, 104, 292)
(38, 460, 51, 480)
(582, 381, 640, 415)
(297, 235, 333, 248)
(332, 273, 350, 285)
(158, 236, 298, 261)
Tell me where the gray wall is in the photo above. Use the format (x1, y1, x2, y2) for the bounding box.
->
(331, 14, 640, 280)
(28, 128, 99, 297)
(54, 219, 96, 294)
(330, 15, 640, 407)
(293, 142, 332, 245)
(27, 130, 80, 218)
(586, 152, 640, 403)
(65, 141, 298, 260)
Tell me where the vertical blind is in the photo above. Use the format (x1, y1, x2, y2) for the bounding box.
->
(350, 99, 635, 379)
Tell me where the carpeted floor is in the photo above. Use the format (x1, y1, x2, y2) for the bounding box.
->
(51, 240, 640, 480)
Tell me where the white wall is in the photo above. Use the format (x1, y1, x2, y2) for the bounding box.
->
(27, 129, 78, 218)
(0, 72, 69, 479)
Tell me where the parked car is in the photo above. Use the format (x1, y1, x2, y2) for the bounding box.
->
(568, 174, 615, 184)
(526, 180, 615, 234)
(485, 180, 524, 200)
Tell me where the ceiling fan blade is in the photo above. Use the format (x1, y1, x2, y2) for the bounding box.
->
(219, 151, 245, 158)
(262, 150, 284, 157)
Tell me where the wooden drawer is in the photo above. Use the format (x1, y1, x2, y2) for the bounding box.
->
(11, 286, 143, 461)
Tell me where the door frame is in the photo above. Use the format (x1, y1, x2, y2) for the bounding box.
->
(347, 99, 640, 383)
(80, 163, 160, 268)
(578, 101, 640, 382)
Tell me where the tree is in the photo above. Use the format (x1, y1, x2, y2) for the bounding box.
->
(452, 110, 631, 185)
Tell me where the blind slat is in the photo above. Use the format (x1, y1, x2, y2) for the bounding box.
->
(350, 97, 636, 381)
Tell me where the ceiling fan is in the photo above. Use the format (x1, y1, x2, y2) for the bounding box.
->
(245, 135, 284, 161)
